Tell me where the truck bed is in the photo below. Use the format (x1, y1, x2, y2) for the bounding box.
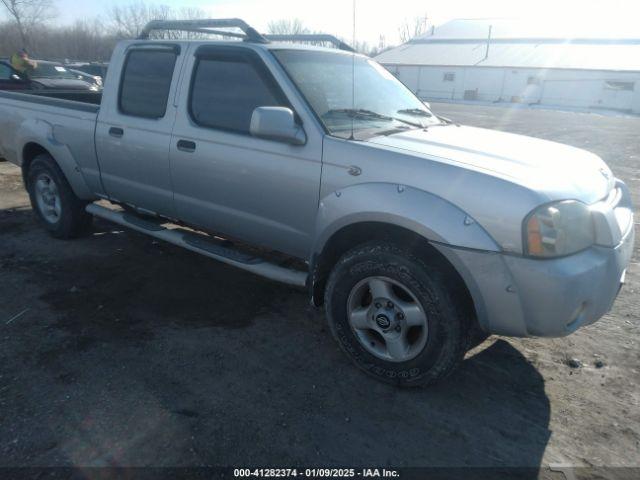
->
(0, 89, 101, 112)
(0, 88, 103, 196)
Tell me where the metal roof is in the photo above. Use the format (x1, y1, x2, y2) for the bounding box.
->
(375, 19, 640, 72)
(412, 18, 640, 42)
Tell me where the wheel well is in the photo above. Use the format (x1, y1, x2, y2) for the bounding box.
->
(311, 222, 476, 320)
(21, 143, 50, 185)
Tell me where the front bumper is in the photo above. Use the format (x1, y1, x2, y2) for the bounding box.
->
(435, 187, 635, 338)
(502, 223, 634, 336)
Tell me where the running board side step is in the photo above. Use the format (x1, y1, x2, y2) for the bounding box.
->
(86, 204, 308, 287)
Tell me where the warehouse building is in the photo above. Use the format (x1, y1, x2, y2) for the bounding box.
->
(376, 19, 640, 114)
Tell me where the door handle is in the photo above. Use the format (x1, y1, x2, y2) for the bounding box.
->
(177, 139, 196, 153)
(109, 127, 124, 138)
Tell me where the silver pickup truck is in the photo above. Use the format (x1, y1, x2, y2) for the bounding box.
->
(0, 20, 634, 386)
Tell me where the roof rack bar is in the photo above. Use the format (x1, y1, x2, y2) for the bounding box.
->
(264, 34, 355, 52)
(138, 18, 269, 43)
(187, 28, 246, 39)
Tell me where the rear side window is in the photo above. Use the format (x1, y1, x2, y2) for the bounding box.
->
(190, 52, 287, 133)
(119, 49, 177, 118)
(0, 63, 13, 80)
(84, 65, 103, 77)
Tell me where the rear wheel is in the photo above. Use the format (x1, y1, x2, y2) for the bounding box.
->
(27, 154, 92, 238)
(325, 242, 470, 387)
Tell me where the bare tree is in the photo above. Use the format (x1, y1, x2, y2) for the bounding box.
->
(108, 1, 210, 40)
(267, 18, 309, 35)
(166, 6, 211, 39)
(108, 1, 170, 38)
(399, 14, 429, 44)
(0, 0, 56, 48)
(0, 1, 220, 61)
(0, 19, 118, 60)
(49, 20, 116, 61)
(378, 34, 387, 51)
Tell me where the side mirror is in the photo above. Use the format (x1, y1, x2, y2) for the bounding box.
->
(250, 107, 306, 146)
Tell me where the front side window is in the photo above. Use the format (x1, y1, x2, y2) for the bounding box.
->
(274, 50, 439, 140)
(190, 52, 287, 134)
(119, 49, 177, 118)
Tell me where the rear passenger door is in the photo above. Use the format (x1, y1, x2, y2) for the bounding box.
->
(169, 46, 323, 258)
(95, 44, 182, 217)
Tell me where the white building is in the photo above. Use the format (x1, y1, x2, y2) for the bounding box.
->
(376, 19, 640, 114)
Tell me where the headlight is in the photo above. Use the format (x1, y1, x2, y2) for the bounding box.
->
(524, 200, 594, 258)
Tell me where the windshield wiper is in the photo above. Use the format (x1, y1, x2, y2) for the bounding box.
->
(375, 125, 415, 136)
(325, 108, 390, 120)
(397, 108, 433, 117)
(324, 109, 423, 128)
(434, 116, 460, 126)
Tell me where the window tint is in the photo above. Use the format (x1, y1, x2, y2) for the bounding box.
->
(191, 54, 286, 133)
(83, 65, 103, 77)
(119, 49, 177, 118)
(0, 63, 14, 80)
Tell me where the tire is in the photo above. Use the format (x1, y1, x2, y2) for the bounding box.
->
(467, 323, 490, 351)
(27, 153, 92, 239)
(325, 242, 470, 387)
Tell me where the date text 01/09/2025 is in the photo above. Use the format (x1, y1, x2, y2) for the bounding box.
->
(233, 468, 400, 478)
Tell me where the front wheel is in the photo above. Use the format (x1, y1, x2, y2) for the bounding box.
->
(325, 242, 470, 387)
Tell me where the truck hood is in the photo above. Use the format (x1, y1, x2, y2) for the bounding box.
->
(31, 78, 95, 91)
(368, 125, 614, 204)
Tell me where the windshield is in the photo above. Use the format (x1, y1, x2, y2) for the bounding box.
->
(71, 64, 104, 77)
(273, 50, 440, 139)
(31, 63, 77, 80)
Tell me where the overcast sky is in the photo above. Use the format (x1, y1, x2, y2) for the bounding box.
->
(13, 0, 640, 44)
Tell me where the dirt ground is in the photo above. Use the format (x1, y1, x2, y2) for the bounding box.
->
(0, 104, 638, 475)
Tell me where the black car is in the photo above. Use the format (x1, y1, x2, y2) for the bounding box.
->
(64, 62, 109, 80)
(0, 61, 33, 91)
(0, 60, 99, 92)
(29, 61, 99, 91)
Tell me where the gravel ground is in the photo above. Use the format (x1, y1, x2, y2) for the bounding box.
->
(0, 103, 638, 475)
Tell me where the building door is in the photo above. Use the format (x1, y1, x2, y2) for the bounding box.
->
(600, 81, 635, 111)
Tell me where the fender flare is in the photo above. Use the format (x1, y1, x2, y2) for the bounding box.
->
(17, 118, 93, 199)
(312, 182, 501, 260)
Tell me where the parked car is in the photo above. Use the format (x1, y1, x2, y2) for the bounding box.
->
(68, 68, 103, 89)
(65, 62, 108, 81)
(0, 19, 634, 387)
(0, 61, 35, 91)
(29, 60, 100, 91)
